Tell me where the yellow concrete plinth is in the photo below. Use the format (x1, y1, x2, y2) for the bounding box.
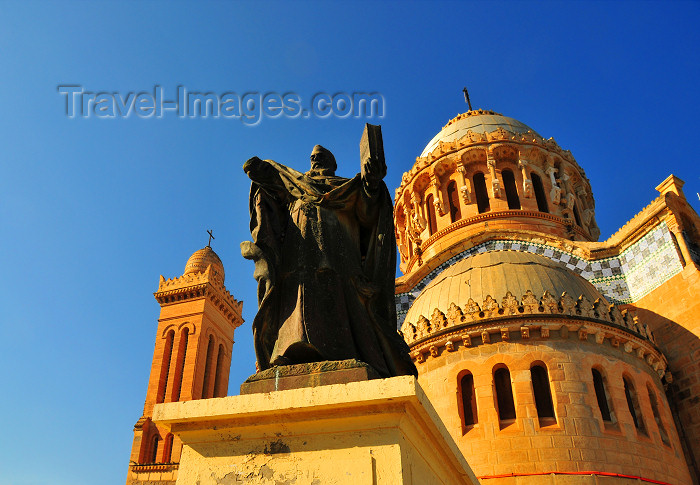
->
(152, 375, 478, 485)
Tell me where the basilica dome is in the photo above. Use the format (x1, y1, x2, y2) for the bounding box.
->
(404, 250, 606, 324)
(184, 246, 225, 283)
(420, 109, 539, 157)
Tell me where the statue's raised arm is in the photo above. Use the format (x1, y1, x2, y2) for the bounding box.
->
(360, 123, 387, 194)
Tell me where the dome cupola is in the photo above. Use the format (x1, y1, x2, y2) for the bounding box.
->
(184, 246, 225, 283)
(394, 108, 600, 276)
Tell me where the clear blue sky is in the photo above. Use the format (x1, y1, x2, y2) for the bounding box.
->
(1, 1, 699, 484)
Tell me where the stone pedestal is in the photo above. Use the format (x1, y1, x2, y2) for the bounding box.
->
(153, 375, 478, 485)
(240, 359, 380, 394)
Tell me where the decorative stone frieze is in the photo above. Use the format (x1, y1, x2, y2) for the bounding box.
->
(401, 289, 657, 353)
(154, 265, 243, 327)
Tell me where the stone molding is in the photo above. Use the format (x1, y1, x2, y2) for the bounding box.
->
(154, 264, 243, 328)
(401, 291, 666, 377)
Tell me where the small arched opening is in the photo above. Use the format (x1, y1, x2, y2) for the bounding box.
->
(592, 368, 614, 423)
(530, 363, 555, 425)
(447, 180, 461, 223)
(623, 376, 646, 434)
(473, 172, 490, 214)
(426, 194, 437, 236)
(458, 371, 478, 432)
(647, 384, 670, 445)
(502, 169, 521, 210)
(494, 366, 516, 426)
(531, 172, 549, 213)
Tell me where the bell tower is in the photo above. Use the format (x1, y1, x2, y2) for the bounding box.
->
(126, 245, 243, 485)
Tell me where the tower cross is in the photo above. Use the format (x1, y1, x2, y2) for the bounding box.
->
(463, 87, 473, 111)
(207, 229, 215, 247)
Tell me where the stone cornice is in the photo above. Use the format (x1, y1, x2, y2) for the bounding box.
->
(401, 289, 658, 353)
(408, 318, 666, 378)
(404, 302, 666, 378)
(129, 463, 179, 473)
(154, 266, 243, 329)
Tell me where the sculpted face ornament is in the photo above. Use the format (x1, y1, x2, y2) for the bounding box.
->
(241, 124, 417, 378)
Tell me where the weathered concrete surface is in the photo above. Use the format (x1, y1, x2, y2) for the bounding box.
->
(153, 375, 478, 484)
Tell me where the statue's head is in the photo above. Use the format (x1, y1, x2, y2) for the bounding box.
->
(310, 145, 337, 173)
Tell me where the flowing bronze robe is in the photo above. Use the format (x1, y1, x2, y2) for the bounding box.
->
(242, 159, 416, 378)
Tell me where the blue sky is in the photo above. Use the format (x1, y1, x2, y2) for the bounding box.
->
(1, 1, 699, 484)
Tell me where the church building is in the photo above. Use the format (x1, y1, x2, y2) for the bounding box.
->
(126, 108, 700, 484)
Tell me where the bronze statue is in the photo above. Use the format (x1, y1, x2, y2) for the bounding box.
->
(241, 125, 417, 378)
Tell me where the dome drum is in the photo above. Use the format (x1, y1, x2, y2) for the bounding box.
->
(414, 340, 687, 483)
(394, 110, 600, 275)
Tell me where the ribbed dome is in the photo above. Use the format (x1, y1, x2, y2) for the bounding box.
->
(405, 251, 606, 323)
(184, 246, 225, 282)
(420, 109, 539, 157)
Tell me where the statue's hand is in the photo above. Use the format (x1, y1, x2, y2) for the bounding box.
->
(361, 155, 386, 192)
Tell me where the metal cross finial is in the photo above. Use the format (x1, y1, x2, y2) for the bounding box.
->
(207, 229, 215, 247)
(463, 87, 473, 111)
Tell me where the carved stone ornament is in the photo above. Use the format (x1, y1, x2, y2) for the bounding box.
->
(502, 291, 520, 315)
(551, 186, 562, 205)
(417, 315, 431, 338)
(577, 296, 595, 318)
(465, 298, 481, 315)
(522, 290, 540, 313)
(482, 295, 499, 315)
(542, 291, 559, 314)
(431, 308, 448, 330)
(447, 302, 465, 327)
(560, 291, 577, 315)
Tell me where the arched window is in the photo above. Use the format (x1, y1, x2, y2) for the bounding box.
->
(172, 328, 189, 402)
(150, 434, 160, 464)
(425, 194, 437, 235)
(530, 364, 555, 422)
(157, 330, 175, 404)
(647, 384, 670, 445)
(447, 180, 461, 223)
(502, 170, 521, 210)
(531, 173, 549, 213)
(201, 335, 215, 398)
(494, 366, 516, 422)
(473, 172, 490, 213)
(163, 433, 174, 463)
(573, 202, 582, 226)
(592, 368, 613, 422)
(459, 372, 477, 429)
(623, 376, 646, 433)
(214, 344, 226, 398)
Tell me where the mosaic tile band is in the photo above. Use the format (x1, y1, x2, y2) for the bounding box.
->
(395, 222, 683, 327)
